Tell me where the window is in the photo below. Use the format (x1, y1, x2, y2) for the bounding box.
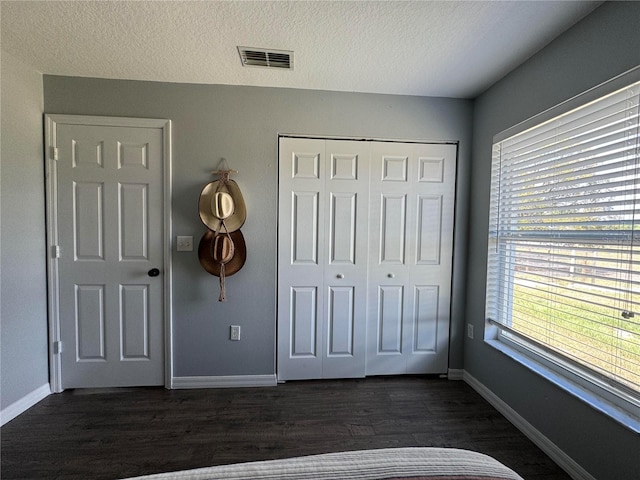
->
(486, 75, 639, 428)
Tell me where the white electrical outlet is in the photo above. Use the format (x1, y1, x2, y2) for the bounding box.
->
(230, 325, 241, 341)
(176, 235, 193, 252)
(467, 323, 474, 339)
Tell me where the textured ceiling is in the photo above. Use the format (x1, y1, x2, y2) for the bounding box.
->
(1, 1, 601, 98)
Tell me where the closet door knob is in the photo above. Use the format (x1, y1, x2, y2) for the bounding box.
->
(387, 273, 395, 278)
(336, 274, 344, 279)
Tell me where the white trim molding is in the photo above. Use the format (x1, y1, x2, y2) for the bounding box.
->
(463, 371, 597, 480)
(172, 375, 278, 389)
(0, 383, 51, 426)
(162, 120, 174, 390)
(447, 369, 464, 380)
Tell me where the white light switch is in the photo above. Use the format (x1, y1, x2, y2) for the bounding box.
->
(176, 235, 193, 252)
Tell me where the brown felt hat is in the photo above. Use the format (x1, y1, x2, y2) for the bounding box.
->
(199, 179, 246, 233)
(198, 229, 246, 277)
(212, 231, 235, 265)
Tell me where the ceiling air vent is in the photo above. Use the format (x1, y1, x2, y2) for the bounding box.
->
(238, 47, 293, 70)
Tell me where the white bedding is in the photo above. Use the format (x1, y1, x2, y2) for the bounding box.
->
(120, 447, 524, 480)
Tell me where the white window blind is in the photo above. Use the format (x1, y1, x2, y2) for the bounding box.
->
(486, 80, 640, 401)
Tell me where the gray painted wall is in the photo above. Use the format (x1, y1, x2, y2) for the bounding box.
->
(10, 2, 636, 476)
(43, 79, 472, 377)
(1, 51, 49, 410)
(467, 2, 640, 479)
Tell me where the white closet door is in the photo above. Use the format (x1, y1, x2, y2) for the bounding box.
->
(277, 138, 370, 380)
(322, 140, 370, 378)
(367, 142, 457, 375)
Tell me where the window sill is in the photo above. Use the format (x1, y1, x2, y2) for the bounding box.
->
(485, 338, 640, 434)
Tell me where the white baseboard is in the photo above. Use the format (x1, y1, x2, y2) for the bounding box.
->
(463, 371, 596, 480)
(447, 368, 464, 380)
(171, 374, 277, 389)
(0, 383, 51, 426)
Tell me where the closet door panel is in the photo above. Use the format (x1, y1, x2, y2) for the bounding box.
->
(368, 141, 456, 376)
(290, 286, 319, 357)
(322, 140, 369, 379)
(277, 138, 325, 380)
(405, 143, 457, 374)
(413, 286, 439, 351)
(376, 285, 404, 354)
(292, 151, 321, 179)
(367, 142, 413, 375)
(379, 194, 407, 264)
(329, 192, 357, 265)
(327, 286, 354, 356)
(278, 138, 369, 381)
(291, 191, 320, 264)
(416, 195, 442, 265)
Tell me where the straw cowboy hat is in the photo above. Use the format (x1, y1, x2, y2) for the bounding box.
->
(199, 178, 246, 232)
(210, 191, 235, 221)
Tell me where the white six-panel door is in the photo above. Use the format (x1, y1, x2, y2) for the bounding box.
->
(47, 115, 168, 389)
(277, 137, 456, 380)
(366, 142, 456, 375)
(278, 138, 370, 380)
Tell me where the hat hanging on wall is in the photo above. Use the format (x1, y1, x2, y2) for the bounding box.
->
(212, 228, 235, 265)
(198, 229, 247, 301)
(198, 229, 246, 277)
(199, 176, 246, 232)
(198, 159, 248, 301)
(211, 191, 235, 220)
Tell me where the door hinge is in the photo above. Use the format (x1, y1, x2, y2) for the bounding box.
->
(50, 147, 59, 160)
(53, 341, 62, 354)
(51, 245, 61, 258)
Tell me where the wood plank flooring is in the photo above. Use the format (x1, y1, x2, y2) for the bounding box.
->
(1, 376, 571, 480)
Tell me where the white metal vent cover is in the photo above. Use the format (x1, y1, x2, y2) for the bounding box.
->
(237, 47, 293, 70)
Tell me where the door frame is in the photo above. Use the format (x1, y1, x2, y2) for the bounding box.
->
(44, 114, 173, 392)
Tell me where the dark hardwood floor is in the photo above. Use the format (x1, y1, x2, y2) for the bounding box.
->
(1, 376, 571, 480)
